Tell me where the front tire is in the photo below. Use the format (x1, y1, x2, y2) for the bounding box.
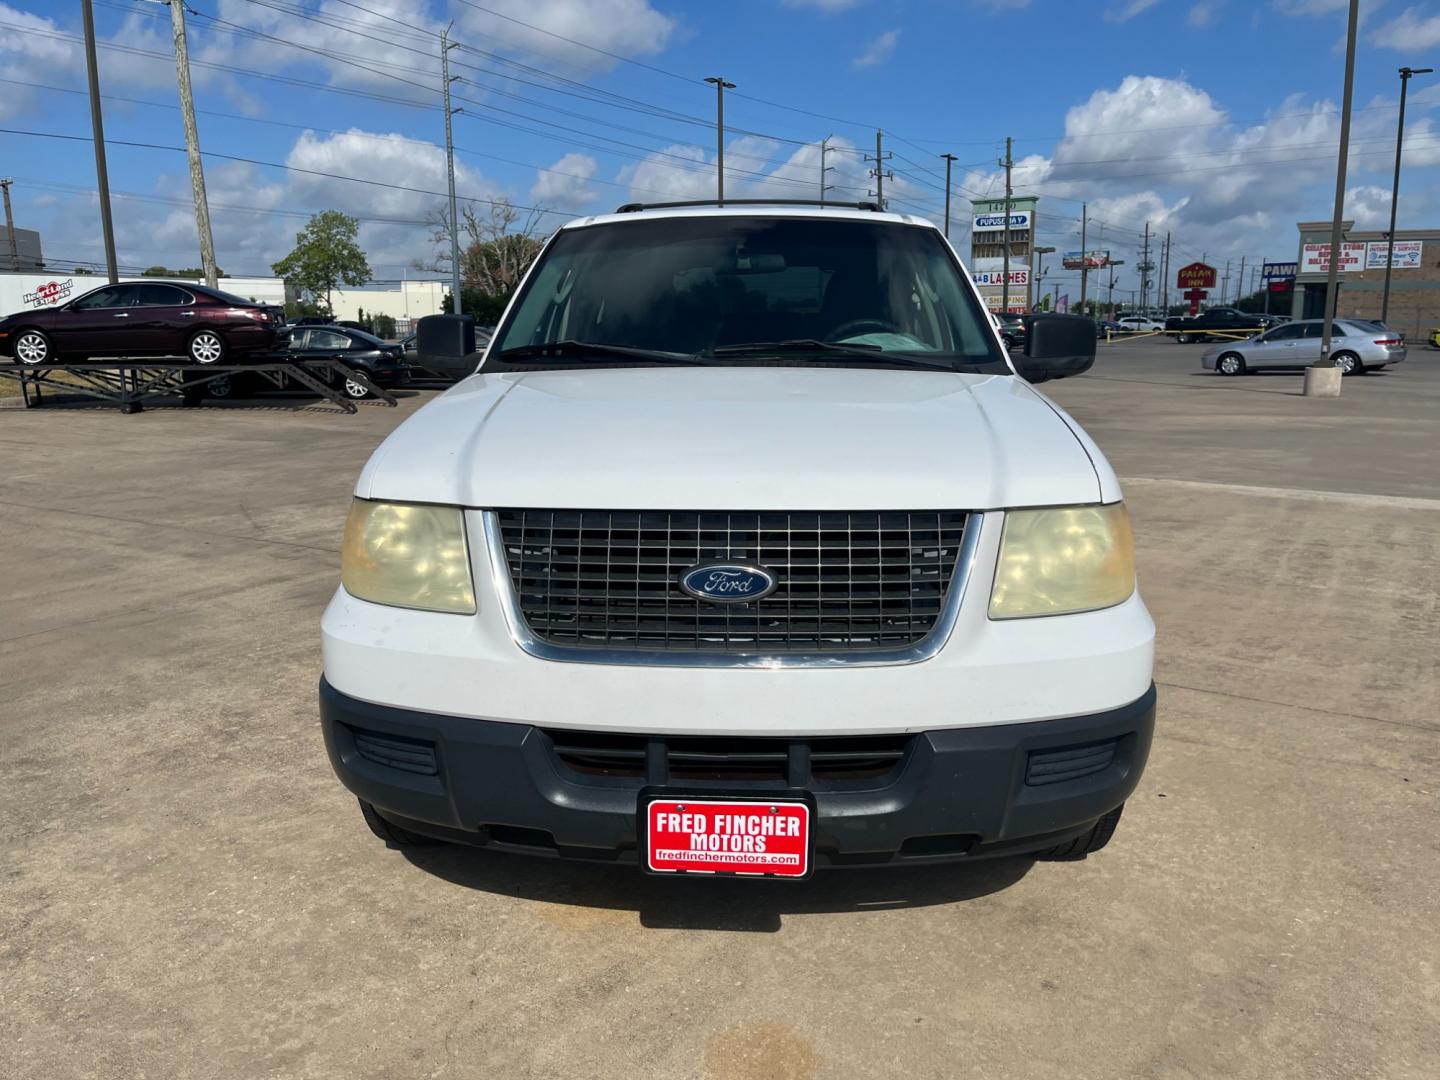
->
(1176, 333, 1191, 344)
(13, 329, 52, 366)
(1333, 351, 1362, 376)
(1215, 351, 1246, 376)
(187, 329, 226, 365)
(358, 800, 442, 848)
(1035, 804, 1125, 861)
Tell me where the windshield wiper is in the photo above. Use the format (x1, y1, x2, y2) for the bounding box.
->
(712, 338, 883, 356)
(712, 339, 966, 371)
(495, 340, 716, 365)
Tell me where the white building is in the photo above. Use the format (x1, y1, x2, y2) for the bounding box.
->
(329, 280, 450, 333)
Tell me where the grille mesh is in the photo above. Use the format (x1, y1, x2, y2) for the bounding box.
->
(497, 509, 969, 653)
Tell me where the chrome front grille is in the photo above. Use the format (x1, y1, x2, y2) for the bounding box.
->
(494, 509, 972, 655)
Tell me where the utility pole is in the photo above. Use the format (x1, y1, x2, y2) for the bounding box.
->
(940, 153, 958, 239)
(1382, 66, 1433, 321)
(80, 0, 118, 283)
(1238, 255, 1246, 307)
(166, 0, 217, 288)
(0, 179, 17, 272)
(1310, 0, 1360, 394)
(704, 76, 735, 205)
(441, 28, 463, 316)
(1139, 221, 1151, 312)
(1160, 231, 1171, 314)
(1078, 203, 1089, 316)
(819, 136, 834, 205)
(1000, 136, 1014, 315)
(865, 130, 892, 210)
(1221, 258, 1231, 304)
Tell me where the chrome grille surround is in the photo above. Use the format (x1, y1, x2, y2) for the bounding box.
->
(482, 509, 984, 668)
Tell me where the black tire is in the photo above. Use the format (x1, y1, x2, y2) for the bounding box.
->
(13, 328, 53, 366)
(1215, 351, 1246, 376)
(207, 373, 235, 399)
(1176, 333, 1190, 344)
(358, 799, 442, 848)
(187, 328, 226, 365)
(1333, 351, 1362, 376)
(1035, 804, 1125, 861)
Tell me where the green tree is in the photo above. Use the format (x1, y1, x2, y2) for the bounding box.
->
(142, 265, 224, 278)
(271, 210, 371, 314)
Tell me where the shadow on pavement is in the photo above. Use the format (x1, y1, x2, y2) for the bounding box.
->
(401, 846, 1034, 932)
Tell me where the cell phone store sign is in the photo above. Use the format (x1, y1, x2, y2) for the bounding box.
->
(1301, 242, 1367, 274)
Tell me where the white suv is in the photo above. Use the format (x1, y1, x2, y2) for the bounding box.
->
(321, 202, 1155, 877)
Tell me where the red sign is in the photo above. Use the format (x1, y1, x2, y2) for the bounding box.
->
(1183, 287, 1209, 315)
(645, 798, 811, 877)
(1176, 262, 1218, 289)
(1268, 280, 1292, 293)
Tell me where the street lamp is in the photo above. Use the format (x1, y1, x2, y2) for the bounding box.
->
(1033, 246, 1055, 310)
(1106, 259, 1126, 319)
(703, 76, 736, 205)
(1381, 65, 1432, 322)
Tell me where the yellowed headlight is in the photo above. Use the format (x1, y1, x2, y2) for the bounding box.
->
(989, 502, 1135, 619)
(340, 499, 476, 614)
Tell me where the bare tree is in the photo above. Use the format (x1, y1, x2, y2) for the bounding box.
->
(416, 198, 550, 296)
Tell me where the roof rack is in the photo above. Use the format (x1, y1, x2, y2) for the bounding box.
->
(615, 198, 883, 214)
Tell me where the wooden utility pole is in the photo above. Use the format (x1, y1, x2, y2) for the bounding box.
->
(1000, 136, 1014, 315)
(0, 179, 18, 271)
(941, 153, 957, 239)
(166, 0, 217, 287)
(819, 136, 834, 205)
(865, 130, 891, 209)
(1139, 221, 1151, 312)
(1078, 203, 1089, 316)
(442, 27, 462, 315)
(80, 0, 118, 282)
(1160, 231, 1171, 313)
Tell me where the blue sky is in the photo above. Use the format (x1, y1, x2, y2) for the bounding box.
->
(2, 0, 1438, 302)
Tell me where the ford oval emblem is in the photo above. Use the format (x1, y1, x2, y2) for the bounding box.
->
(679, 562, 778, 604)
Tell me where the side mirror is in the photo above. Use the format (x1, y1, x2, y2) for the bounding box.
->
(415, 314, 481, 380)
(1017, 314, 1096, 384)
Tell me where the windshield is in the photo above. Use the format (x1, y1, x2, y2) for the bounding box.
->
(488, 216, 1006, 372)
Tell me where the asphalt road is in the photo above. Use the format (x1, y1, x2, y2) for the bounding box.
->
(3, 341, 1437, 1079)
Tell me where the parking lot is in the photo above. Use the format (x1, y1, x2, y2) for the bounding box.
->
(3, 338, 1437, 1079)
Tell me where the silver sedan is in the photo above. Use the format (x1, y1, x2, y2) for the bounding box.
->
(1202, 319, 1407, 376)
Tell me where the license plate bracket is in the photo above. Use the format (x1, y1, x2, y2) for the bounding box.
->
(640, 789, 814, 879)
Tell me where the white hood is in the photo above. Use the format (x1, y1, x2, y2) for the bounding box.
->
(357, 367, 1106, 510)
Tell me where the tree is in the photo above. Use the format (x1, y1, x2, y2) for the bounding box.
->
(418, 198, 548, 317)
(271, 210, 371, 313)
(142, 264, 224, 278)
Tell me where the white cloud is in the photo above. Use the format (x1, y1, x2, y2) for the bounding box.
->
(852, 28, 900, 68)
(0, 4, 75, 120)
(1372, 7, 1440, 48)
(1345, 184, 1394, 226)
(1106, 0, 1159, 21)
(453, 0, 676, 73)
(530, 153, 599, 210)
(1188, 2, 1224, 26)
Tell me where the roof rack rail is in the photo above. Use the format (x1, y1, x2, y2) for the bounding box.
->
(615, 198, 883, 214)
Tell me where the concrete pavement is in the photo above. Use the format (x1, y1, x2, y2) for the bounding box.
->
(2, 344, 1437, 1079)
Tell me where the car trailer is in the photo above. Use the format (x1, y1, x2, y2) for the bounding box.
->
(0, 358, 396, 414)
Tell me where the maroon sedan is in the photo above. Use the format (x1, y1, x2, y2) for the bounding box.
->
(0, 281, 283, 366)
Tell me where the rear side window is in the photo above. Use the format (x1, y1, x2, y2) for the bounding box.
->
(307, 329, 351, 350)
(139, 284, 194, 306)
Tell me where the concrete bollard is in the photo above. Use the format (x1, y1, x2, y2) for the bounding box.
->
(1303, 367, 1343, 397)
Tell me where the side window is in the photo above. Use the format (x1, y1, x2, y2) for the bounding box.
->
(1265, 324, 1301, 341)
(71, 285, 131, 310)
(308, 329, 351, 350)
(1301, 323, 1329, 339)
(139, 284, 193, 307)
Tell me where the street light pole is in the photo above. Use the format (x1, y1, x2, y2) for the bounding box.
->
(1034, 246, 1055, 310)
(941, 153, 957, 239)
(1106, 260, 1125, 320)
(1381, 66, 1432, 322)
(704, 76, 735, 205)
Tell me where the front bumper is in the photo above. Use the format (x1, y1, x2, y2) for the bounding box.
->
(320, 678, 1156, 867)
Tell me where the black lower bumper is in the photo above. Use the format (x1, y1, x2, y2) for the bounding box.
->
(320, 679, 1155, 867)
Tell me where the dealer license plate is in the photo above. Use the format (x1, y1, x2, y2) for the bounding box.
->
(643, 796, 812, 878)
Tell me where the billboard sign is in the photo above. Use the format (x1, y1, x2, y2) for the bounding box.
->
(1301, 242, 1367, 274)
(1261, 261, 1298, 280)
(1176, 262, 1217, 289)
(1365, 240, 1423, 270)
(1057, 294, 1069, 313)
(972, 211, 1032, 233)
(1062, 250, 1110, 269)
(971, 269, 1030, 287)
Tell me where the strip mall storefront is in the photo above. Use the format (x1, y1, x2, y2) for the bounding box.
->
(1292, 220, 1439, 337)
